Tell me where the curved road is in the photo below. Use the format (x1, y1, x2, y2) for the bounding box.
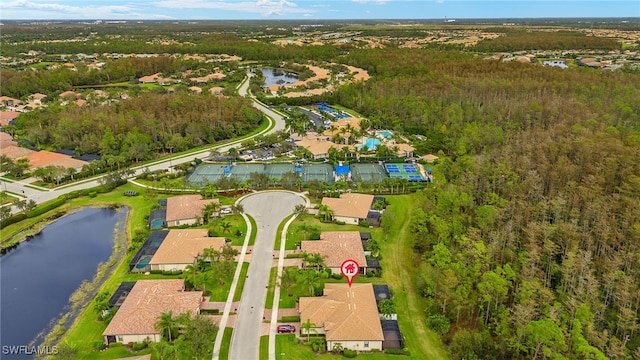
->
(228, 192, 304, 360)
(0, 73, 287, 212)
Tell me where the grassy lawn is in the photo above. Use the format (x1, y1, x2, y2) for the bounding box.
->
(379, 195, 448, 360)
(285, 213, 384, 250)
(276, 334, 394, 360)
(208, 214, 247, 245)
(248, 214, 257, 246)
(265, 267, 278, 309)
(233, 262, 250, 302)
(273, 213, 293, 250)
(260, 335, 269, 360)
(0, 190, 19, 205)
(219, 327, 233, 360)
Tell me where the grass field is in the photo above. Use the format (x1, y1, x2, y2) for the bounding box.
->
(219, 327, 233, 360)
(379, 195, 448, 359)
(260, 335, 269, 360)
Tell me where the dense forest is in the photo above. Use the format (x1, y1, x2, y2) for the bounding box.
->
(11, 93, 263, 159)
(474, 31, 621, 52)
(329, 48, 640, 359)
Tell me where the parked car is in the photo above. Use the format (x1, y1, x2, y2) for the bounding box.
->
(277, 324, 296, 333)
(220, 208, 232, 215)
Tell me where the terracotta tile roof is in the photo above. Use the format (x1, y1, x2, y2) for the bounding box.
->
(2, 145, 36, 160)
(300, 231, 366, 268)
(149, 229, 226, 265)
(59, 91, 81, 99)
(299, 283, 384, 342)
(421, 154, 439, 163)
(0, 132, 17, 148)
(165, 195, 219, 223)
(139, 73, 162, 83)
(209, 87, 225, 95)
(295, 136, 340, 156)
(23, 150, 86, 169)
(0, 96, 21, 105)
(321, 193, 374, 219)
(0, 111, 20, 126)
(29, 93, 47, 100)
(103, 280, 202, 337)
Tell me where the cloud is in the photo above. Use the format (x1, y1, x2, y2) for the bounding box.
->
(153, 0, 312, 16)
(0, 0, 170, 19)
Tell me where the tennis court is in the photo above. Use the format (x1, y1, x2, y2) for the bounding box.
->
(266, 163, 296, 180)
(188, 164, 229, 185)
(384, 163, 425, 182)
(350, 163, 389, 183)
(301, 164, 334, 183)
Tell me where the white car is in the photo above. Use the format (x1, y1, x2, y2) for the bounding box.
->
(220, 208, 232, 215)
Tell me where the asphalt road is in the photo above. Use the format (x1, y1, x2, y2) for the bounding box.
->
(0, 73, 287, 213)
(229, 192, 304, 360)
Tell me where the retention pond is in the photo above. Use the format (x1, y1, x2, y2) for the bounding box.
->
(0, 207, 127, 359)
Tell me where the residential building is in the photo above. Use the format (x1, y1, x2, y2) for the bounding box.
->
(321, 193, 375, 225)
(102, 279, 202, 345)
(300, 231, 367, 274)
(148, 229, 226, 271)
(165, 194, 219, 227)
(299, 283, 384, 352)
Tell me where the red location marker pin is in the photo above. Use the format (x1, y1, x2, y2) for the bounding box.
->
(340, 259, 359, 288)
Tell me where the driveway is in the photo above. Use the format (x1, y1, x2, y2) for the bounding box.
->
(228, 191, 304, 360)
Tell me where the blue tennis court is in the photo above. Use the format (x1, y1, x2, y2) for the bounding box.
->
(384, 163, 426, 182)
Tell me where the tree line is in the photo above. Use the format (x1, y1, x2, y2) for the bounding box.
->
(335, 47, 640, 359)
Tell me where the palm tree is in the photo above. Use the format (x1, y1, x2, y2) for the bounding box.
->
(317, 204, 334, 222)
(220, 220, 232, 234)
(231, 203, 244, 214)
(301, 318, 317, 341)
(304, 252, 326, 270)
(156, 311, 177, 342)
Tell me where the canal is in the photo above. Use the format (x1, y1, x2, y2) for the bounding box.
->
(0, 207, 127, 359)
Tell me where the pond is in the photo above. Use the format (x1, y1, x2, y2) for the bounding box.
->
(0, 207, 127, 359)
(260, 68, 299, 87)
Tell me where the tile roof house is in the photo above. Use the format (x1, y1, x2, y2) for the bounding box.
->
(28, 93, 47, 105)
(299, 283, 384, 352)
(138, 73, 162, 84)
(0, 96, 22, 109)
(23, 150, 87, 170)
(295, 135, 341, 160)
(149, 229, 226, 271)
(0, 111, 20, 128)
(102, 279, 202, 345)
(165, 194, 219, 227)
(300, 231, 367, 274)
(393, 143, 415, 158)
(0, 132, 18, 148)
(421, 154, 439, 163)
(2, 145, 36, 160)
(321, 193, 375, 225)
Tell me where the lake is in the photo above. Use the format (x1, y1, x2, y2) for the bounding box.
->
(260, 68, 299, 87)
(0, 207, 127, 359)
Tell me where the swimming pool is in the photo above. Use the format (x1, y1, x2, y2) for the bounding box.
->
(377, 131, 393, 139)
(360, 137, 381, 150)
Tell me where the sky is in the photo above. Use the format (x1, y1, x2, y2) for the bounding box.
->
(0, 0, 638, 20)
